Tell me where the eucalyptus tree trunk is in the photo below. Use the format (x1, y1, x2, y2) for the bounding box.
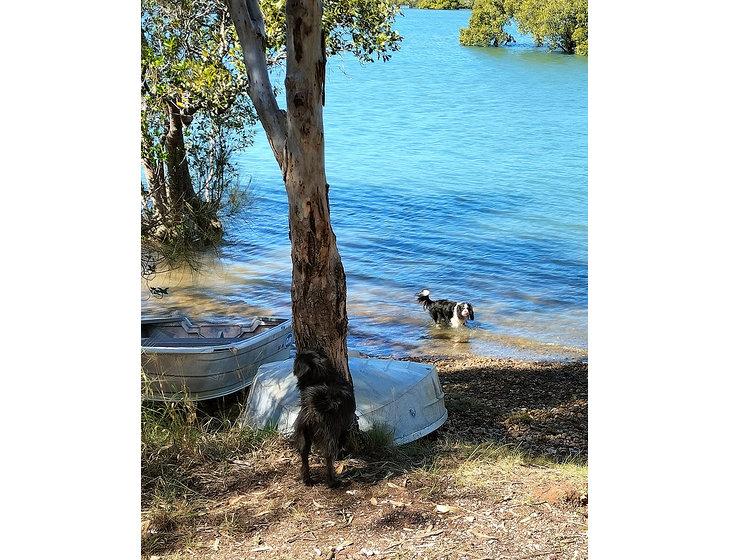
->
(226, 0, 351, 384)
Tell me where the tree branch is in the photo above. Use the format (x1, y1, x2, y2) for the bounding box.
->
(226, 0, 287, 166)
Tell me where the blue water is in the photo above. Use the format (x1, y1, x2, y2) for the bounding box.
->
(143, 9, 587, 360)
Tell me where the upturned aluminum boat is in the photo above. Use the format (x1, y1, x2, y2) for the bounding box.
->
(241, 356, 447, 445)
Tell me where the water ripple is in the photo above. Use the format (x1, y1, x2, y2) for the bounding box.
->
(143, 9, 587, 360)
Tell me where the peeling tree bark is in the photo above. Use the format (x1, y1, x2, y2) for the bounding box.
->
(226, 0, 287, 164)
(226, 0, 351, 384)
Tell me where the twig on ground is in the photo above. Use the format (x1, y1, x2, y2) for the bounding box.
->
(515, 551, 561, 559)
(418, 529, 444, 539)
(287, 531, 316, 543)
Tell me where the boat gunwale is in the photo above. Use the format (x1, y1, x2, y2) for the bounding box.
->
(141, 317, 293, 354)
(392, 408, 448, 445)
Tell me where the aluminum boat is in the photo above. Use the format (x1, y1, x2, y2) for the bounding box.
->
(141, 315, 294, 401)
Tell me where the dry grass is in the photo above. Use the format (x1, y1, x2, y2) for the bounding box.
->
(141, 356, 588, 559)
(141, 394, 281, 554)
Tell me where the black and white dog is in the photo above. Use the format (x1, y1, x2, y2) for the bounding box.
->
(293, 350, 357, 488)
(416, 289, 474, 327)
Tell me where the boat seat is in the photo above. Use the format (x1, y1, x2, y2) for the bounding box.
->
(180, 317, 202, 337)
(234, 319, 263, 333)
(199, 325, 243, 338)
(197, 319, 263, 338)
(141, 317, 271, 347)
(144, 329, 174, 342)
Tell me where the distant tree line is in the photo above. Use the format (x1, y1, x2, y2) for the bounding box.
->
(460, 0, 587, 54)
(403, 0, 474, 9)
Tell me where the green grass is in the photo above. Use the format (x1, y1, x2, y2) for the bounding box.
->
(351, 422, 396, 458)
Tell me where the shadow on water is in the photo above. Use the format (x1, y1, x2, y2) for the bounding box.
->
(464, 42, 587, 68)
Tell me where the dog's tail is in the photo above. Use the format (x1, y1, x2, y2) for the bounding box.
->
(416, 288, 432, 308)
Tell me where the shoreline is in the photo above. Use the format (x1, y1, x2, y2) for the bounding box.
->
(346, 351, 586, 461)
(360, 351, 588, 368)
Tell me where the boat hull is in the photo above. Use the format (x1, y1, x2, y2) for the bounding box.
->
(242, 357, 448, 445)
(141, 318, 294, 401)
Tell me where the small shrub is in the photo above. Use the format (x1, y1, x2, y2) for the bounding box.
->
(350, 422, 397, 458)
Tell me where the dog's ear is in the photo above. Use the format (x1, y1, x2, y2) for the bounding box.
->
(294, 350, 329, 381)
(293, 354, 311, 379)
(468, 304, 474, 320)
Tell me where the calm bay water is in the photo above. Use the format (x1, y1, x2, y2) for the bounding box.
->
(143, 9, 587, 360)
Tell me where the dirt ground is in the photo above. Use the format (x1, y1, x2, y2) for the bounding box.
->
(142, 356, 588, 560)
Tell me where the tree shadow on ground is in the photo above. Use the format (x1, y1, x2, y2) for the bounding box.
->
(339, 358, 587, 487)
(435, 359, 587, 461)
(141, 359, 588, 556)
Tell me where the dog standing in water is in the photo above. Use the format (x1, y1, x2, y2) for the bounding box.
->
(292, 350, 356, 487)
(416, 288, 474, 327)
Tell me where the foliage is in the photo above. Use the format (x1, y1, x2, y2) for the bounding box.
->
(460, 0, 588, 54)
(514, 0, 587, 54)
(459, 0, 515, 47)
(141, 0, 401, 265)
(141, 0, 256, 258)
(258, 0, 403, 63)
(413, 0, 474, 9)
(324, 0, 403, 61)
(142, 1, 248, 120)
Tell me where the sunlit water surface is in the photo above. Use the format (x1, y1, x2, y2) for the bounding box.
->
(143, 9, 587, 361)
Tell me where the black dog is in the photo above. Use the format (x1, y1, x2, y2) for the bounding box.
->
(293, 350, 356, 488)
(416, 289, 474, 327)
